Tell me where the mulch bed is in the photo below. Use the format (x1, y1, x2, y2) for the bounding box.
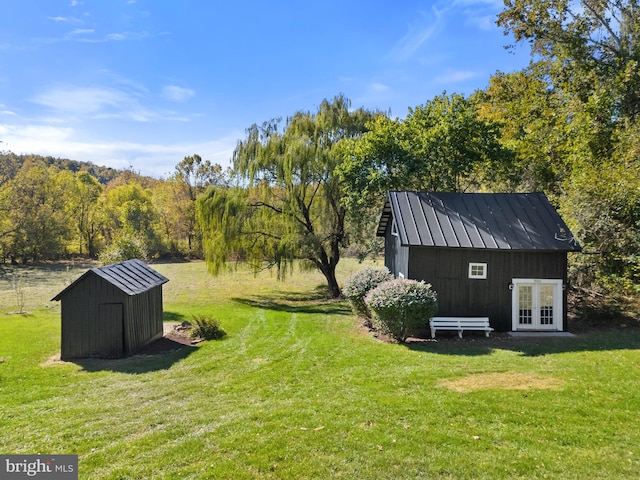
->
(136, 324, 201, 355)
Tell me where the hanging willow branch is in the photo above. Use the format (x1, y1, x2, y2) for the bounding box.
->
(197, 95, 379, 297)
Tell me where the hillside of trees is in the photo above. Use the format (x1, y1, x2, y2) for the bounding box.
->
(0, 153, 228, 264)
(1, 1, 639, 314)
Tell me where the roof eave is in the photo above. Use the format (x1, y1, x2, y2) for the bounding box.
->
(402, 244, 582, 252)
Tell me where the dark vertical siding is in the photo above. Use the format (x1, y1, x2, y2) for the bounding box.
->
(97, 304, 124, 356)
(123, 287, 163, 355)
(61, 274, 127, 359)
(407, 248, 568, 332)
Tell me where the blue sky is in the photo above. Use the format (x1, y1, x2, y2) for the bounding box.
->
(0, 0, 531, 178)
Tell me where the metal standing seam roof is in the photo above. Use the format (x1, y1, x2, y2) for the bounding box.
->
(52, 259, 169, 300)
(376, 191, 581, 252)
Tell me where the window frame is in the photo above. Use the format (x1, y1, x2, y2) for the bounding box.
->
(468, 262, 487, 279)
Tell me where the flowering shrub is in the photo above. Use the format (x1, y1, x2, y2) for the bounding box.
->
(342, 267, 394, 319)
(365, 279, 438, 342)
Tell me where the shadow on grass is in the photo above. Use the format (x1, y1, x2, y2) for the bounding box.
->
(164, 310, 187, 322)
(67, 342, 198, 374)
(402, 329, 640, 357)
(232, 285, 351, 316)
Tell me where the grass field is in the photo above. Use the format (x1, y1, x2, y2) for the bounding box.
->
(1, 259, 640, 479)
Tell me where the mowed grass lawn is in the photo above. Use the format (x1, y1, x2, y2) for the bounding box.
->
(1, 259, 640, 479)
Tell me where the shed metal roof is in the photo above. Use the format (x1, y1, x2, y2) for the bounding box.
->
(52, 259, 169, 300)
(377, 191, 581, 252)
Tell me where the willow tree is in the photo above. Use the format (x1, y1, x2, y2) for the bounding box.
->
(197, 95, 378, 297)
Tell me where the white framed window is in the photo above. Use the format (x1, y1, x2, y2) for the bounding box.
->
(468, 262, 487, 279)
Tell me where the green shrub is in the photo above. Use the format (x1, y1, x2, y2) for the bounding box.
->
(365, 279, 438, 342)
(190, 314, 226, 340)
(342, 267, 394, 319)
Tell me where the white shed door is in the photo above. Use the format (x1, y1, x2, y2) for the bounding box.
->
(512, 279, 563, 331)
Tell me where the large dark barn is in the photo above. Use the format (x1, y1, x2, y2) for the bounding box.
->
(377, 191, 581, 332)
(53, 259, 169, 359)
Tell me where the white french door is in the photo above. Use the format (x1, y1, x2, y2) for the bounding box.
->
(512, 279, 563, 331)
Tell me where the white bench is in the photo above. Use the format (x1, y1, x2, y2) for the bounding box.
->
(429, 317, 493, 339)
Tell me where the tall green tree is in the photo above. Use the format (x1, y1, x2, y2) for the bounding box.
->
(169, 155, 227, 256)
(0, 161, 72, 262)
(198, 96, 377, 297)
(337, 93, 508, 235)
(474, 67, 572, 192)
(66, 171, 103, 257)
(498, 0, 640, 136)
(99, 181, 161, 261)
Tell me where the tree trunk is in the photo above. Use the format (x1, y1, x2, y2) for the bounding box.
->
(315, 247, 341, 298)
(322, 264, 341, 298)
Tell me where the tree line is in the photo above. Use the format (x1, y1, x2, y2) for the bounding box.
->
(2, 1, 639, 304)
(0, 153, 228, 264)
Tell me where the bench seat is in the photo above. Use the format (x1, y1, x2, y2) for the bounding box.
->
(429, 316, 493, 339)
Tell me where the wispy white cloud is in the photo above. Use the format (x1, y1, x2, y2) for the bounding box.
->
(345, 79, 398, 114)
(30, 85, 192, 123)
(434, 69, 478, 84)
(0, 124, 74, 145)
(388, 7, 444, 63)
(106, 33, 126, 41)
(452, 0, 501, 31)
(389, 0, 502, 64)
(48, 16, 82, 24)
(32, 86, 132, 116)
(73, 31, 150, 43)
(471, 15, 497, 31)
(69, 28, 95, 36)
(162, 85, 195, 102)
(100, 70, 150, 96)
(370, 83, 390, 93)
(0, 122, 237, 177)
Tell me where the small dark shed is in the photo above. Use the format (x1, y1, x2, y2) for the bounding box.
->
(52, 259, 169, 359)
(377, 192, 581, 332)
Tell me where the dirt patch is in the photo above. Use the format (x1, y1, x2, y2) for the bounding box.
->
(135, 332, 195, 355)
(112, 323, 200, 356)
(439, 372, 565, 393)
(42, 355, 65, 366)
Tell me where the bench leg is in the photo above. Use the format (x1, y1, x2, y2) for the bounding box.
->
(431, 328, 436, 339)
(458, 330, 463, 339)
